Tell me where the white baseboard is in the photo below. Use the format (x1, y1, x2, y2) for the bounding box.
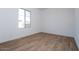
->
(0, 32, 39, 44)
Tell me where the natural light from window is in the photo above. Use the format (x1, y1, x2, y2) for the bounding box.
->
(18, 8, 31, 28)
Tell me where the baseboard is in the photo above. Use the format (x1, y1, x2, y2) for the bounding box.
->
(0, 32, 75, 44)
(41, 32, 74, 38)
(0, 32, 40, 44)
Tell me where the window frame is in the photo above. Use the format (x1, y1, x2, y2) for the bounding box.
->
(18, 8, 31, 28)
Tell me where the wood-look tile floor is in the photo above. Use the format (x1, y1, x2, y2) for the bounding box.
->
(0, 32, 78, 51)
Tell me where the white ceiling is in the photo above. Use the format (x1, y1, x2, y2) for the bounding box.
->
(38, 8, 48, 10)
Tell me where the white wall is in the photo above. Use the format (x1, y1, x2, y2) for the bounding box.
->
(75, 9, 79, 48)
(0, 8, 40, 43)
(0, 8, 76, 44)
(41, 8, 75, 37)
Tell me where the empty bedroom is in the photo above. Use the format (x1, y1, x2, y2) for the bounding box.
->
(0, 8, 79, 51)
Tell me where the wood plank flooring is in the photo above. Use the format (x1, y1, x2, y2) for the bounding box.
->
(0, 32, 78, 51)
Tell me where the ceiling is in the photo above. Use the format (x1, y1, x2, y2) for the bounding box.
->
(38, 8, 48, 10)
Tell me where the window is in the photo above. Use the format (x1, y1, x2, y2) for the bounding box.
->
(25, 10, 31, 25)
(18, 8, 31, 28)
